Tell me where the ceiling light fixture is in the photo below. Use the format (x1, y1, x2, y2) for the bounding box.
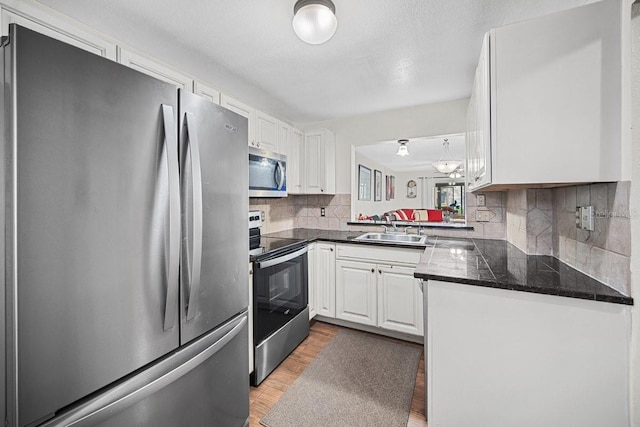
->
(449, 168, 464, 179)
(292, 0, 338, 45)
(432, 138, 462, 174)
(396, 139, 410, 156)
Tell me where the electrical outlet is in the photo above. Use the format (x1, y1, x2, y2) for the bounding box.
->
(477, 194, 486, 207)
(576, 206, 594, 231)
(475, 209, 492, 222)
(320, 207, 325, 217)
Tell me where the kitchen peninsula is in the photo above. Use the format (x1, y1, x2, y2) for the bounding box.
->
(414, 238, 632, 426)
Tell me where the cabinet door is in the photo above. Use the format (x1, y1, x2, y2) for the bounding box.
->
(466, 33, 491, 191)
(304, 131, 326, 194)
(377, 265, 423, 336)
(491, 0, 621, 184)
(287, 128, 305, 194)
(335, 260, 377, 326)
(0, 5, 116, 60)
(255, 111, 279, 152)
(193, 81, 220, 105)
(316, 243, 336, 318)
(307, 243, 317, 320)
(475, 33, 491, 188)
(118, 48, 193, 91)
(220, 94, 255, 147)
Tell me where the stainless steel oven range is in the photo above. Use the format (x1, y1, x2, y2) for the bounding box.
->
(249, 211, 309, 386)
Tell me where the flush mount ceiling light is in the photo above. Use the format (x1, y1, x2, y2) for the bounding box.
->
(396, 139, 410, 156)
(292, 0, 338, 45)
(432, 138, 462, 174)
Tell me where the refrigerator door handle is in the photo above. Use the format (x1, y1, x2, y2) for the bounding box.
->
(39, 314, 247, 427)
(183, 112, 204, 321)
(162, 104, 180, 332)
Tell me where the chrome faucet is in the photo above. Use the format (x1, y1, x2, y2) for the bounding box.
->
(382, 225, 389, 233)
(391, 221, 398, 232)
(404, 226, 413, 234)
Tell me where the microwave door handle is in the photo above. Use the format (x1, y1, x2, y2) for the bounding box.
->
(258, 246, 308, 269)
(184, 112, 204, 322)
(275, 161, 285, 190)
(161, 105, 180, 332)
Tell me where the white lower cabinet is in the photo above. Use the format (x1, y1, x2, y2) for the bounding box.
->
(307, 243, 317, 319)
(335, 260, 377, 326)
(377, 265, 423, 336)
(331, 244, 424, 337)
(315, 242, 336, 318)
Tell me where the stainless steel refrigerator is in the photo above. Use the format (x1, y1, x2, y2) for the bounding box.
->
(1, 25, 250, 427)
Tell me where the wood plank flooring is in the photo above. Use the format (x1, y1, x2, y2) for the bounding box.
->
(249, 321, 427, 427)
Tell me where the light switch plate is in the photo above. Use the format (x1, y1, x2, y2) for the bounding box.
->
(477, 194, 486, 206)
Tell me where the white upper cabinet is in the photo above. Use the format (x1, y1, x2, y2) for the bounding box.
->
(467, 0, 622, 191)
(466, 33, 491, 191)
(118, 48, 193, 91)
(287, 128, 305, 194)
(220, 94, 255, 146)
(193, 81, 220, 105)
(0, 2, 116, 60)
(304, 129, 336, 195)
(255, 111, 279, 152)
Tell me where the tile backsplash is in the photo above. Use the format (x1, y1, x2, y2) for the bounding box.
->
(249, 194, 352, 234)
(505, 183, 631, 295)
(552, 182, 631, 295)
(253, 184, 630, 295)
(506, 189, 553, 255)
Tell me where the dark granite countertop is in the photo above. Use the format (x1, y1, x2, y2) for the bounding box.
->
(414, 238, 633, 306)
(262, 228, 633, 306)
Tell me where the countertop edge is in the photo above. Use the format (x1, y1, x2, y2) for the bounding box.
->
(414, 272, 634, 306)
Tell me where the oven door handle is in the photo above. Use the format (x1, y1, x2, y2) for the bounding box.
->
(258, 246, 308, 269)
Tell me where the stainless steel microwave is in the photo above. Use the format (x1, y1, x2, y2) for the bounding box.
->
(249, 147, 287, 197)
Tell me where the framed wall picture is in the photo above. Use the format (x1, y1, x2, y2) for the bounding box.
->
(385, 175, 391, 201)
(358, 165, 371, 201)
(390, 176, 395, 199)
(374, 170, 382, 201)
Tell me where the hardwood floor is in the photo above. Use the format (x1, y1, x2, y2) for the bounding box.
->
(249, 320, 427, 427)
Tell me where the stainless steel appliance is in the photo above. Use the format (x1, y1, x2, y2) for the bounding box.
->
(248, 212, 309, 385)
(2, 25, 249, 427)
(248, 147, 287, 197)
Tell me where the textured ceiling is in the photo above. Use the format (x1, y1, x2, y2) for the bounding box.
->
(357, 133, 465, 173)
(36, 0, 588, 124)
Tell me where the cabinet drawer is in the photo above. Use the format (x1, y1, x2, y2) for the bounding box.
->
(335, 244, 422, 265)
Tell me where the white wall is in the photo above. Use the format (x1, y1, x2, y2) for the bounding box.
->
(301, 99, 469, 194)
(629, 2, 640, 424)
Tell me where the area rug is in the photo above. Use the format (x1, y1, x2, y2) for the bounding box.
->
(260, 329, 422, 427)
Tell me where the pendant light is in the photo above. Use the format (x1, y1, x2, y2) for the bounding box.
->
(396, 139, 410, 156)
(292, 0, 338, 45)
(432, 138, 462, 174)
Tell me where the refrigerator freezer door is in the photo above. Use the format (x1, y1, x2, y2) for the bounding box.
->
(39, 313, 249, 427)
(5, 26, 181, 426)
(178, 90, 249, 344)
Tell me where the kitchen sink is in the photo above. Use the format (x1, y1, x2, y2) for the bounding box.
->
(354, 232, 428, 245)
